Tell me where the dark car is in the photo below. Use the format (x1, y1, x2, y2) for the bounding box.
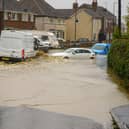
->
(77, 38, 89, 44)
(75, 38, 90, 47)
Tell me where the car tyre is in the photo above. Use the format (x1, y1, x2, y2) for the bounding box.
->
(64, 56, 69, 59)
(90, 57, 94, 59)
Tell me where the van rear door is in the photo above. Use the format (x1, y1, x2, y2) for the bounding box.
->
(0, 37, 23, 58)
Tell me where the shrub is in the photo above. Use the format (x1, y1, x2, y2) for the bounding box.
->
(108, 39, 129, 90)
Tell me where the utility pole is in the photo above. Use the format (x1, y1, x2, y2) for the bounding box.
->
(118, 0, 121, 36)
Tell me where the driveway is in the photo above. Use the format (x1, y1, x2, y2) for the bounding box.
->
(0, 54, 128, 127)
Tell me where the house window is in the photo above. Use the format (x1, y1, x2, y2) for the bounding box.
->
(7, 12, 11, 20)
(49, 18, 54, 23)
(17, 13, 22, 21)
(4, 12, 8, 20)
(30, 15, 34, 22)
(22, 13, 28, 22)
(28, 14, 31, 22)
(11, 13, 17, 20)
(58, 19, 61, 24)
(58, 19, 64, 24)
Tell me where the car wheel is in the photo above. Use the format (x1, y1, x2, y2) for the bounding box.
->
(90, 57, 94, 59)
(64, 56, 69, 59)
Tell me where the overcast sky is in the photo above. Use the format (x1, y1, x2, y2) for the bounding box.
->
(46, 0, 129, 16)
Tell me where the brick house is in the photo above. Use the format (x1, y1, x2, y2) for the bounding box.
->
(0, 0, 35, 30)
(66, 3, 115, 41)
(0, 0, 115, 41)
(0, 0, 72, 39)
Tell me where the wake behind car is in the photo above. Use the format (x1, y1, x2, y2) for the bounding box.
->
(51, 48, 95, 59)
(0, 30, 36, 61)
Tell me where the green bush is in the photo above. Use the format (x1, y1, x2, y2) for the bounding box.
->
(113, 26, 129, 39)
(108, 39, 129, 89)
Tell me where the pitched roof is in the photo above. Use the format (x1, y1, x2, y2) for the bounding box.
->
(0, 0, 73, 18)
(0, 0, 55, 16)
(54, 9, 73, 19)
(79, 4, 114, 19)
(0, 1, 114, 19)
(0, 0, 20, 11)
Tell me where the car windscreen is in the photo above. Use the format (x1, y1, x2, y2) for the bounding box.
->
(65, 49, 74, 53)
(92, 45, 106, 50)
(41, 36, 49, 41)
(50, 36, 58, 42)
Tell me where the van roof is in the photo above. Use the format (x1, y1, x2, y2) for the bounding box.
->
(22, 30, 55, 36)
(1, 30, 33, 38)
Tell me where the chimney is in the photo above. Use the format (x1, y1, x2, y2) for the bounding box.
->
(92, 0, 97, 11)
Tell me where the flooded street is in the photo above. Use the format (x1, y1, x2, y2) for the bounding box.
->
(0, 52, 128, 127)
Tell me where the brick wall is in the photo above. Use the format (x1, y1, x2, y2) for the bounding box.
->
(5, 20, 35, 30)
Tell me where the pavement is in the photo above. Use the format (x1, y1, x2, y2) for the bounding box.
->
(0, 106, 104, 129)
(111, 104, 129, 129)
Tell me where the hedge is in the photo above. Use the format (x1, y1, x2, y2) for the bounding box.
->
(108, 39, 129, 90)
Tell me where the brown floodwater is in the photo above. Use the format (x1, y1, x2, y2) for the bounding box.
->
(0, 54, 128, 128)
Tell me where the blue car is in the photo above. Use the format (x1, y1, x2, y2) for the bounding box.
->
(91, 43, 111, 55)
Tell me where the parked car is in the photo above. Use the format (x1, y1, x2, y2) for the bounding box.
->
(70, 38, 90, 47)
(29, 31, 59, 48)
(57, 38, 66, 48)
(0, 30, 36, 61)
(91, 43, 111, 55)
(51, 48, 95, 59)
(34, 36, 49, 53)
(77, 38, 89, 44)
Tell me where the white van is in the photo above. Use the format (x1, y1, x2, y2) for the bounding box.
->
(0, 30, 36, 60)
(30, 31, 59, 48)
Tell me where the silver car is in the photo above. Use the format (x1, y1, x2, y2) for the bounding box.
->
(52, 48, 95, 59)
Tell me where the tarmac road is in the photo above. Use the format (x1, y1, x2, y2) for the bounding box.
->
(0, 54, 128, 128)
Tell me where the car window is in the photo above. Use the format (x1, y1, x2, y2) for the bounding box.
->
(74, 49, 82, 53)
(82, 50, 91, 53)
(92, 45, 106, 50)
(74, 49, 91, 54)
